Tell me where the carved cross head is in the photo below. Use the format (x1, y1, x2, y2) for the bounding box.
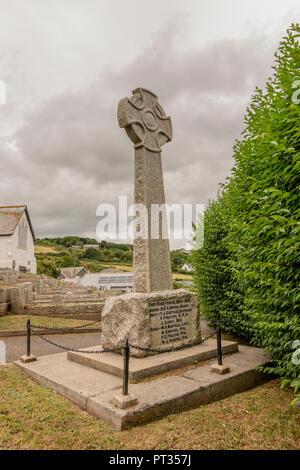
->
(118, 88, 172, 153)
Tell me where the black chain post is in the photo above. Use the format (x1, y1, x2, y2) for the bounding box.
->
(122, 339, 129, 396)
(27, 319, 31, 357)
(217, 320, 222, 365)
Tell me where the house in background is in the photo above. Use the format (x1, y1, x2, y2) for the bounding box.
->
(181, 263, 193, 272)
(0, 205, 37, 273)
(58, 266, 88, 283)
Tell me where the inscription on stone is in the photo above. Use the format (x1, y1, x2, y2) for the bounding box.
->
(149, 297, 192, 346)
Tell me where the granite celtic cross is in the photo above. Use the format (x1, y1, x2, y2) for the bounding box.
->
(118, 88, 173, 293)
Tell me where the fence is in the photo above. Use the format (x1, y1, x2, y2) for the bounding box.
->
(25, 318, 224, 397)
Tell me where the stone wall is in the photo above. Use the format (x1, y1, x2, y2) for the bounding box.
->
(0, 268, 104, 319)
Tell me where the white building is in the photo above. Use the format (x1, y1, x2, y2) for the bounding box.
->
(80, 268, 133, 291)
(0, 205, 37, 273)
(181, 263, 193, 272)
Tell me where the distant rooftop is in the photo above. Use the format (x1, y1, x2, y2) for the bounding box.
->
(59, 266, 88, 278)
(100, 267, 125, 274)
(0, 205, 35, 239)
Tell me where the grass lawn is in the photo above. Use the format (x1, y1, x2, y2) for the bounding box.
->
(0, 315, 100, 332)
(0, 365, 298, 450)
(173, 273, 193, 280)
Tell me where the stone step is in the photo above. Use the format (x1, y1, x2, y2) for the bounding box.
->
(15, 345, 270, 430)
(24, 303, 103, 315)
(0, 302, 10, 316)
(67, 339, 238, 380)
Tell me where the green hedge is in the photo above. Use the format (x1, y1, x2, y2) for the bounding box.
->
(192, 24, 300, 401)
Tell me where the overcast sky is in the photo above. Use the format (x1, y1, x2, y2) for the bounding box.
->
(0, 0, 299, 247)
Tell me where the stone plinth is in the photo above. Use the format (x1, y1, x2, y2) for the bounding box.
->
(211, 363, 231, 375)
(113, 394, 138, 409)
(68, 339, 238, 380)
(16, 345, 270, 430)
(101, 288, 200, 357)
(20, 354, 37, 363)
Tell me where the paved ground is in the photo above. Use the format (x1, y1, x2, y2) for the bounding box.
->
(0, 332, 101, 363)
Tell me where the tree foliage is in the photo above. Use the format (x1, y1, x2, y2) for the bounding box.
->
(192, 25, 300, 397)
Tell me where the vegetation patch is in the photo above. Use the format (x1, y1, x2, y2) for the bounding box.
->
(192, 24, 300, 403)
(0, 365, 298, 450)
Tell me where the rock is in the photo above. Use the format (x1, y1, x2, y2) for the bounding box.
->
(101, 289, 201, 357)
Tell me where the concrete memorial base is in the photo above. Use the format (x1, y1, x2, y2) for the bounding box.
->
(101, 289, 201, 357)
(15, 345, 270, 430)
(67, 339, 238, 380)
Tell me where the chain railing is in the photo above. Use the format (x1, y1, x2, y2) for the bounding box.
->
(31, 318, 101, 331)
(24, 318, 225, 398)
(127, 329, 217, 354)
(202, 315, 246, 329)
(31, 327, 122, 354)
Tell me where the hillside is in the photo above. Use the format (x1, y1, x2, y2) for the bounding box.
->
(34, 237, 192, 279)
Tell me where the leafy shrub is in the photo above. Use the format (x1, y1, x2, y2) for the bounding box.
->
(37, 259, 60, 278)
(192, 24, 300, 400)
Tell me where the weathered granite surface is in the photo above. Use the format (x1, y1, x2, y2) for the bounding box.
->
(101, 288, 200, 357)
(118, 88, 173, 293)
(101, 90, 201, 355)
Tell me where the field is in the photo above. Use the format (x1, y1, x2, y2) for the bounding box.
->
(0, 366, 298, 450)
(34, 246, 59, 254)
(34, 237, 191, 279)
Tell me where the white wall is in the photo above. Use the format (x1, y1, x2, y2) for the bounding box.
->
(60, 277, 81, 285)
(0, 211, 37, 273)
(79, 272, 133, 290)
(0, 236, 9, 269)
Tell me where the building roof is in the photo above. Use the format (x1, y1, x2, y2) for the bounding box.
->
(59, 266, 88, 278)
(0, 205, 35, 240)
(100, 268, 125, 274)
(84, 271, 133, 284)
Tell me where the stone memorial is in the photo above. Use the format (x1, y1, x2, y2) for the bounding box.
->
(101, 88, 201, 357)
(16, 88, 254, 430)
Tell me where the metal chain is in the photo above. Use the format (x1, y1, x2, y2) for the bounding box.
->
(30, 327, 216, 355)
(31, 318, 101, 332)
(31, 328, 122, 354)
(202, 316, 245, 327)
(128, 330, 217, 354)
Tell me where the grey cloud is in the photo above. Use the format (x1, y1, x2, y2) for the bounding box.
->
(0, 20, 277, 243)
